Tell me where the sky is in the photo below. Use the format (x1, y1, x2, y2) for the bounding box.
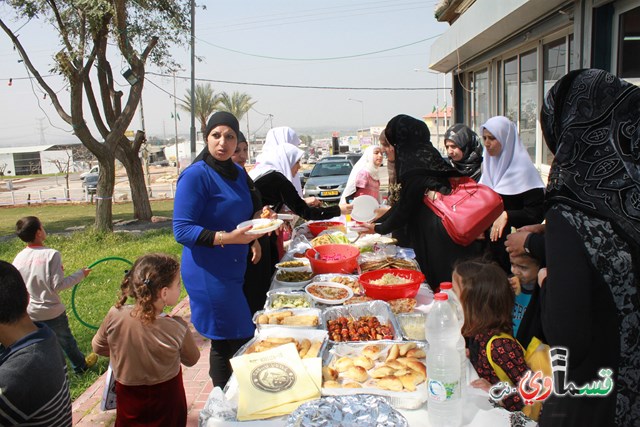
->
(0, 1, 451, 147)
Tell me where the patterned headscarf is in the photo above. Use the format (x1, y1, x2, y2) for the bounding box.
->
(340, 145, 381, 204)
(541, 68, 640, 247)
(384, 114, 459, 185)
(444, 123, 483, 180)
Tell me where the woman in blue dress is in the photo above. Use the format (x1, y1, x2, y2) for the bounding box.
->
(173, 112, 267, 388)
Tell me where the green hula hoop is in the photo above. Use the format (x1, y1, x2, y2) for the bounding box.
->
(71, 256, 133, 330)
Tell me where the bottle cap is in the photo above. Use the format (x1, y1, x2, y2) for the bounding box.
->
(439, 281, 453, 290)
(434, 292, 448, 301)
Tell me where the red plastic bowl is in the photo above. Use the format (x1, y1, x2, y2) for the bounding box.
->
(307, 221, 346, 237)
(358, 268, 425, 301)
(305, 244, 360, 274)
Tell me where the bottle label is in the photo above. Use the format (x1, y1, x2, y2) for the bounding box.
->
(428, 379, 459, 402)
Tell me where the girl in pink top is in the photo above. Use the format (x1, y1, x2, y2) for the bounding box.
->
(340, 145, 383, 203)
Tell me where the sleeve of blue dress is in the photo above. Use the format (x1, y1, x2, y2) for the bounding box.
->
(173, 165, 210, 248)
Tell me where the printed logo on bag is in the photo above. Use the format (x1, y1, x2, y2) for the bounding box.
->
(489, 347, 614, 404)
(251, 362, 296, 393)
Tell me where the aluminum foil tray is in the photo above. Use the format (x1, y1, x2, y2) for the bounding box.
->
(252, 307, 322, 330)
(320, 300, 402, 342)
(311, 273, 362, 296)
(286, 394, 408, 426)
(233, 326, 328, 359)
(321, 340, 428, 409)
(265, 289, 316, 310)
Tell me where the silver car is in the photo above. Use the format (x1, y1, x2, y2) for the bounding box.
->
(303, 160, 353, 202)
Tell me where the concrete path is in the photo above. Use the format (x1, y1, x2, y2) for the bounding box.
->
(71, 297, 212, 426)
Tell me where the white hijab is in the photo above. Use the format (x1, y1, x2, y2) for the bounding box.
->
(250, 127, 303, 195)
(478, 116, 545, 195)
(340, 145, 381, 204)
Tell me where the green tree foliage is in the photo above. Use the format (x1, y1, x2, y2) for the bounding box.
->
(0, 0, 190, 231)
(218, 91, 256, 122)
(179, 83, 221, 141)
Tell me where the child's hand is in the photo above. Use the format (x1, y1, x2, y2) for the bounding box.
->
(82, 268, 91, 277)
(470, 378, 492, 392)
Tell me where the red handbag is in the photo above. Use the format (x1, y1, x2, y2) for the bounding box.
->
(423, 177, 504, 246)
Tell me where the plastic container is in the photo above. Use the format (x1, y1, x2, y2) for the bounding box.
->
(307, 221, 346, 237)
(440, 281, 467, 393)
(358, 268, 424, 300)
(305, 244, 360, 275)
(425, 293, 462, 427)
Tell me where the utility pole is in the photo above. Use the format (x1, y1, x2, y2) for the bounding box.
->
(189, 0, 196, 161)
(173, 72, 180, 175)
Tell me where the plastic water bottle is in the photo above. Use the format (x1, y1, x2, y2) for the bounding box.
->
(426, 293, 462, 427)
(440, 282, 467, 393)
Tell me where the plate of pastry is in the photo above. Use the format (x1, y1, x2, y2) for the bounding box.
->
(237, 218, 283, 235)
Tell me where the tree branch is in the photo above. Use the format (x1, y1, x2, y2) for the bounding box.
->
(0, 18, 72, 124)
(46, 0, 74, 53)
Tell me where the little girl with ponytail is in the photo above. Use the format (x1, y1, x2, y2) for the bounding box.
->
(92, 253, 200, 426)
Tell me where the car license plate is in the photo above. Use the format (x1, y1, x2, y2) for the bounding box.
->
(320, 190, 339, 196)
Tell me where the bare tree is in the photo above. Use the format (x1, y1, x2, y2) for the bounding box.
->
(1, 1, 190, 231)
(50, 150, 74, 199)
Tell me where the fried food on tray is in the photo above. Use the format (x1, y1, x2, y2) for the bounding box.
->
(244, 336, 322, 358)
(256, 311, 318, 327)
(359, 257, 420, 272)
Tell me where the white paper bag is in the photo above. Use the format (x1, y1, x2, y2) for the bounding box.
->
(100, 364, 117, 411)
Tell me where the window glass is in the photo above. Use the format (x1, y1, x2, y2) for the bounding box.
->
(469, 72, 476, 132)
(504, 58, 518, 122)
(519, 50, 537, 161)
(618, 6, 640, 78)
(542, 38, 567, 165)
(569, 34, 576, 71)
(474, 69, 489, 130)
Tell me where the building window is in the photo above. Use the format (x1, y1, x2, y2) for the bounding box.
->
(618, 5, 640, 78)
(542, 38, 567, 165)
(519, 49, 537, 161)
(473, 69, 489, 130)
(503, 57, 518, 122)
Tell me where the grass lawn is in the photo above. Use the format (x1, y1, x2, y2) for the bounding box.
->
(0, 199, 175, 237)
(0, 202, 186, 401)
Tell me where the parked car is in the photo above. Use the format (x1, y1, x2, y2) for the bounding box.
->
(318, 153, 362, 166)
(303, 160, 353, 202)
(306, 155, 318, 164)
(82, 173, 99, 195)
(80, 165, 99, 181)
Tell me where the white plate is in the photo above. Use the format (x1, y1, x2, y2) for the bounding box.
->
(348, 221, 370, 232)
(305, 282, 354, 305)
(351, 195, 379, 222)
(236, 218, 283, 235)
(277, 213, 295, 221)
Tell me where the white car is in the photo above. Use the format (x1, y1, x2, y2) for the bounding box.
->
(80, 165, 99, 180)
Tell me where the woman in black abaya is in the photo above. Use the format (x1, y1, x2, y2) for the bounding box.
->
(363, 114, 483, 289)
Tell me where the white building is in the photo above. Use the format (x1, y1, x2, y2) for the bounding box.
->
(0, 144, 76, 176)
(430, 0, 640, 177)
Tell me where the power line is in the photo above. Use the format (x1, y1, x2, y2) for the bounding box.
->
(195, 33, 440, 61)
(146, 72, 445, 91)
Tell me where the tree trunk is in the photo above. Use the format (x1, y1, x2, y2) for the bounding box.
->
(119, 152, 152, 220)
(95, 160, 116, 231)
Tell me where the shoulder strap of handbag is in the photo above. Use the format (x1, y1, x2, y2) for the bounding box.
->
(486, 332, 523, 384)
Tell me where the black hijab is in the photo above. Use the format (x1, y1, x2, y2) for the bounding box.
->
(193, 111, 241, 180)
(541, 69, 640, 247)
(444, 123, 483, 180)
(384, 114, 460, 186)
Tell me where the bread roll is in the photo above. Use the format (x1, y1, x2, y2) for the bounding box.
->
(384, 360, 405, 371)
(399, 342, 417, 356)
(322, 366, 338, 381)
(385, 344, 400, 362)
(371, 365, 396, 378)
(406, 348, 426, 359)
(353, 355, 374, 370)
(334, 356, 354, 373)
(343, 382, 363, 388)
(377, 375, 403, 391)
(398, 372, 420, 391)
(344, 365, 368, 383)
(406, 360, 427, 379)
(304, 340, 322, 359)
(362, 344, 383, 359)
(323, 380, 341, 388)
